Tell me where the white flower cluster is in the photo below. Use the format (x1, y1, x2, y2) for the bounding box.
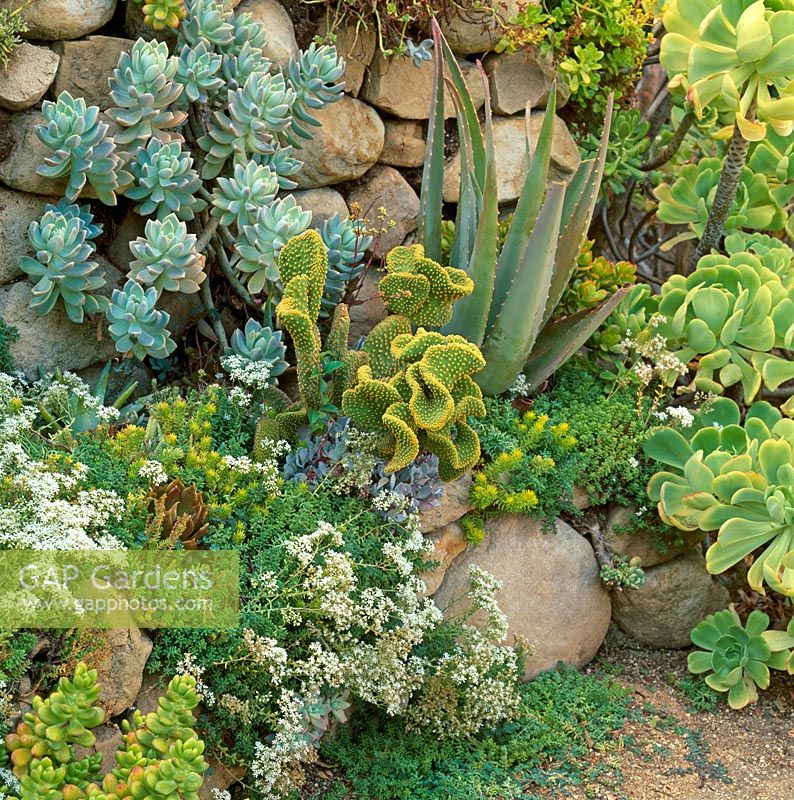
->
(221, 355, 273, 392)
(176, 652, 216, 707)
(242, 628, 288, 684)
(0, 443, 125, 550)
(0, 766, 20, 800)
(251, 691, 313, 800)
(34, 372, 121, 425)
(222, 453, 281, 495)
(507, 374, 532, 398)
(622, 330, 688, 387)
(138, 459, 169, 485)
(0, 374, 36, 444)
(654, 405, 695, 428)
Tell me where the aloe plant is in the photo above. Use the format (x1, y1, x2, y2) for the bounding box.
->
(417, 20, 627, 396)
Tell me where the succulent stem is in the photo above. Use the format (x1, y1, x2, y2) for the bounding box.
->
(691, 118, 751, 267)
(641, 108, 694, 171)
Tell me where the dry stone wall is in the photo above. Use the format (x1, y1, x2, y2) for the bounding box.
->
(0, 0, 579, 378)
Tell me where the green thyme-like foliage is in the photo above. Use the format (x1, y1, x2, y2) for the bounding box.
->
(0, 631, 36, 685)
(471, 399, 578, 526)
(0, 319, 19, 374)
(125, 137, 206, 221)
(105, 279, 176, 360)
(128, 214, 206, 295)
(107, 38, 186, 146)
(19, 202, 108, 324)
(37, 92, 130, 206)
(322, 666, 634, 800)
(0, 5, 27, 70)
(531, 360, 660, 508)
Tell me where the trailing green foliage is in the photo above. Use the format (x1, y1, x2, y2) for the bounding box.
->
(688, 608, 793, 708)
(322, 666, 634, 800)
(0, 4, 28, 69)
(498, 0, 653, 128)
(418, 23, 627, 396)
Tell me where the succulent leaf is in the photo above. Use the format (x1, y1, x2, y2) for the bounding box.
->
(210, 161, 279, 230)
(106, 279, 176, 360)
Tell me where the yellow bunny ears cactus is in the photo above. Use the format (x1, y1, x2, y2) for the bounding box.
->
(379, 244, 474, 327)
(660, 0, 794, 141)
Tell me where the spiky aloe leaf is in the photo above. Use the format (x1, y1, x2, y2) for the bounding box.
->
(542, 94, 614, 325)
(490, 86, 558, 328)
(417, 20, 445, 262)
(476, 183, 565, 395)
(524, 286, 629, 390)
(444, 65, 497, 346)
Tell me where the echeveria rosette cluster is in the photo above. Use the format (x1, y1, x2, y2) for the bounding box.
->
(180, 0, 234, 48)
(224, 318, 288, 380)
(128, 214, 206, 296)
(284, 43, 345, 144)
(107, 38, 186, 146)
(654, 250, 794, 401)
(175, 41, 223, 104)
(19, 203, 108, 324)
(342, 324, 486, 480)
(379, 244, 474, 327)
(645, 397, 791, 529)
(320, 214, 373, 318)
(235, 196, 312, 293)
(210, 161, 279, 231)
(36, 92, 131, 206)
(654, 158, 785, 243)
(125, 138, 206, 221)
(106, 279, 176, 360)
(660, 0, 794, 141)
(198, 71, 295, 179)
(688, 608, 793, 708)
(136, 0, 187, 30)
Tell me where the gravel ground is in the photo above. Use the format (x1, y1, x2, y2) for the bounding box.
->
(306, 640, 793, 800)
(575, 642, 794, 800)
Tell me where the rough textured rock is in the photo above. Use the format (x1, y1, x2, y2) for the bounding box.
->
(75, 724, 122, 773)
(348, 267, 387, 341)
(434, 515, 611, 677)
(0, 43, 59, 112)
(199, 760, 246, 800)
(483, 48, 568, 115)
(0, 186, 54, 285)
(419, 473, 473, 532)
(0, 270, 119, 376)
(132, 672, 167, 716)
(421, 521, 467, 596)
(90, 628, 153, 718)
(604, 505, 705, 569)
(51, 37, 135, 110)
(345, 166, 419, 254)
(612, 547, 731, 649)
(3, 0, 118, 40)
(317, 23, 375, 96)
(236, 0, 297, 67)
(291, 188, 348, 227)
(572, 485, 592, 511)
(442, 113, 580, 203)
(438, 0, 521, 55)
(294, 96, 384, 188)
(0, 110, 102, 197)
(361, 54, 485, 120)
(380, 120, 426, 168)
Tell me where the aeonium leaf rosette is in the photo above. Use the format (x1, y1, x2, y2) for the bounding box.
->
(701, 437, 794, 596)
(688, 608, 792, 708)
(653, 250, 794, 402)
(660, 0, 794, 141)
